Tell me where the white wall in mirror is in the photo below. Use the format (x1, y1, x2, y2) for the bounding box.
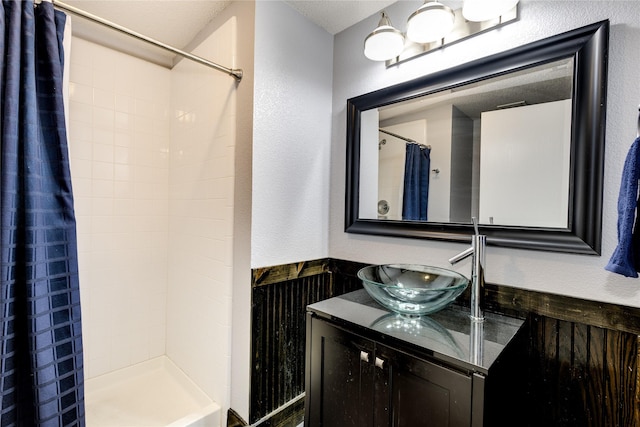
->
(421, 106, 454, 222)
(376, 125, 407, 221)
(360, 109, 381, 219)
(479, 100, 571, 227)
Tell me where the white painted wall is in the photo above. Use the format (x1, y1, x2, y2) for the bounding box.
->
(251, 1, 334, 268)
(330, 1, 640, 306)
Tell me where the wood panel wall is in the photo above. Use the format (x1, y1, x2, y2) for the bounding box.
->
(525, 316, 639, 426)
(242, 258, 640, 427)
(249, 259, 366, 425)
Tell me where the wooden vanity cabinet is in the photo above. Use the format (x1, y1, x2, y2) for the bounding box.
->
(378, 342, 474, 427)
(305, 315, 475, 427)
(304, 290, 526, 427)
(304, 317, 374, 426)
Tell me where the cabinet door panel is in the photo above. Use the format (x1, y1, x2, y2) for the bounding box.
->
(374, 355, 390, 427)
(307, 318, 474, 427)
(379, 347, 473, 427)
(307, 318, 375, 427)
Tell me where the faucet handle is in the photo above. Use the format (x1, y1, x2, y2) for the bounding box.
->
(472, 216, 479, 237)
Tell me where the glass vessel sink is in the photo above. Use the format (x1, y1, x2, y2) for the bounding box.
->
(357, 264, 469, 316)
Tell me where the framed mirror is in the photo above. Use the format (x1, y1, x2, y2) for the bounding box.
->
(345, 21, 609, 255)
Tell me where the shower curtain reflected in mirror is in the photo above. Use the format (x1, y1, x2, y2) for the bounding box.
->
(402, 143, 431, 221)
(1, 1, 85, 425)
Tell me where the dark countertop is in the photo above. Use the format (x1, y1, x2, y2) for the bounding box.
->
(307, 289, 525, 374)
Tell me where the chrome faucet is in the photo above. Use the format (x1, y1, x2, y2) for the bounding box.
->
(448, 217, 485, 322)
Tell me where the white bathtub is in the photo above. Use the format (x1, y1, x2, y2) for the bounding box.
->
(85, 356, 220, 426)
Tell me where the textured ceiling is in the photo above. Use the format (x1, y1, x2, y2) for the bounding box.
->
(62, 1, 232, 48)
(58, 0, 394, 67)
(60, 0, 233, 66)
(285, 0, 396, 35)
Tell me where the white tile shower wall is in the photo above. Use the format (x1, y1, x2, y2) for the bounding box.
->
(68, 38, 171, 379)
(167, 17, 237, 411)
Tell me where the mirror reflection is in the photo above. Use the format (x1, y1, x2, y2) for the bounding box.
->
(359, 58, 573, 228)
(370, 313, 465, 359)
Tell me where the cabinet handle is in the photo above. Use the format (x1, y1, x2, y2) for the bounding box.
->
(360, 351, 370, 363)
(375, 357, 385, 369)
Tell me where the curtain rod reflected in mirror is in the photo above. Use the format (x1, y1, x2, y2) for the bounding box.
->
(345, 21, 609, 255)
(379, 128, 431, 149)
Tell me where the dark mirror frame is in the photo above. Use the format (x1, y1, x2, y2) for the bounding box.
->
(345, 20, 609, 255)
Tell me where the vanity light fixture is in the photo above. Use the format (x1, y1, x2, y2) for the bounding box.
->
(364, 1, 519, 65)
(364, 12, 405, 61)
(406, 2, 456, 44)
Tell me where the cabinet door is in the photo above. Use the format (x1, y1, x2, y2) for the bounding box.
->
(306, 317, 375, 427)
(376, 345, 473, 427)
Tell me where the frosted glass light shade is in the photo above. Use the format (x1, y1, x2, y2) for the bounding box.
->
(462, 0, 519, 22)
(406, 2, 455, 44)
(364, 13, 405, 61)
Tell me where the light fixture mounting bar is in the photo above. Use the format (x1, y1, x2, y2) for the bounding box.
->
(387, 5, 518, 67)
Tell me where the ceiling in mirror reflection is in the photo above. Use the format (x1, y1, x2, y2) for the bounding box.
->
(378, 58, 573, 121)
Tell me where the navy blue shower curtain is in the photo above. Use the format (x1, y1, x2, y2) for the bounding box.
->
(1, 1, 85, 426)
(402, 143, 431, 221)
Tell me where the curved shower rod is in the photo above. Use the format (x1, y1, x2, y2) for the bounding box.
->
(51, 0, 243, 82)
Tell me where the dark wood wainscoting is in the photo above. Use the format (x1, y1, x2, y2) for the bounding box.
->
(485, 284, 640, 426)
(249, 258, 367, 425)
(242, 258, 640, 427)
(525, 316, 639, 426)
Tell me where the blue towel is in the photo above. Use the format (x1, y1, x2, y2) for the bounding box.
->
(606, 136, 640, 277)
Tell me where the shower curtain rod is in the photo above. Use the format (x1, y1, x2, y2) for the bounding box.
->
(379, 128, 430, 149)
(51, 0, 243, 81)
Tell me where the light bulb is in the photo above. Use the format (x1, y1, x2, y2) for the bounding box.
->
(364, 12, 405, 61)
(407, 2, 456, 44)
